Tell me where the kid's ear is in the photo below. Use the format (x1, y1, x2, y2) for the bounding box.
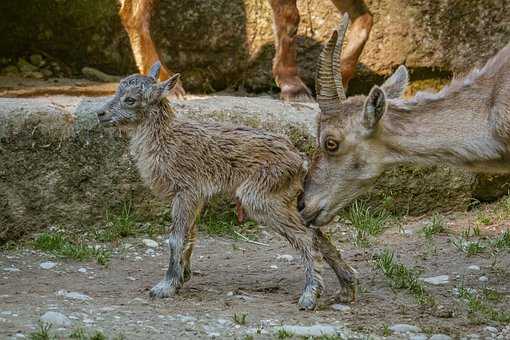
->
(362, 85, 386, 131)
(147, 73, 181, 103)
(148, 61, 162, 80)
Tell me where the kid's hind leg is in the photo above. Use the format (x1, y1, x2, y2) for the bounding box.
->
(181, 222, 198, 283)
(245, 197, 324, 310)
(313, 228, 358, 302)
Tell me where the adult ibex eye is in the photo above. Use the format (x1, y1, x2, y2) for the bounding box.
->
(124, 97, 136, 105)
(325, 138, 339, 152)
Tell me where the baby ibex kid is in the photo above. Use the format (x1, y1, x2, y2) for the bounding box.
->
(97, 62, 357, 309)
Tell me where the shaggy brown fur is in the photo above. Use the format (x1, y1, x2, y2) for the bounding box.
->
(97, 62, 357, 310)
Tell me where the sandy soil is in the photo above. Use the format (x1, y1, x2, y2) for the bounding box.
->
(1, 207, 509, 339)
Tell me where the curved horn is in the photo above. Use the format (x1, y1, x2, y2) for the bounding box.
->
(332, 13, 350, 101)
(315, 29, 340, 115)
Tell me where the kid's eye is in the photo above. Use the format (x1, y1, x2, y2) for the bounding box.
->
(124, 97, 136, 105)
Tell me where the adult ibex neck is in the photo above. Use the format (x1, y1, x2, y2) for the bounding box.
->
(380, 97, 510, 173)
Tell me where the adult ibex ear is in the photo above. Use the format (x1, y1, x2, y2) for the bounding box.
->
(381, 65, 408, 99)
(362, 85, 386, 131)
(147, 73, 180, 103)
(148, 61, 162, 80)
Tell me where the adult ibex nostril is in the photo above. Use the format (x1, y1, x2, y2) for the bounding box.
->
(97, 111, 106, 117)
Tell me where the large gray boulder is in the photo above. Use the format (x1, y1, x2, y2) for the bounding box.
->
(0, 95, 506, 242)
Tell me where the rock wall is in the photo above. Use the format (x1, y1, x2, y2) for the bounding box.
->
(1, 1, 509, 92)
(1, 96, 507, 243)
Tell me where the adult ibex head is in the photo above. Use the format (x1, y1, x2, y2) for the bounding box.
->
(301, 14, 410, 226)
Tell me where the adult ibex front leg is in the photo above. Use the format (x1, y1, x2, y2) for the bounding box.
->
(269, 0, 372, 101)
(118, 0, 186, 96)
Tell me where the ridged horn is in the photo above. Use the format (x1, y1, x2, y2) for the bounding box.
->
(332, 13, 350, 101)
(315, 29, 340, 115)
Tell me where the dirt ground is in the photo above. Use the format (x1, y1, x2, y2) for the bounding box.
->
(1, 205, 509, 340)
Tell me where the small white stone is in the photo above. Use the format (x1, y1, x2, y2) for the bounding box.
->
(15, 333, 25, 338)
(276, 254, 294, 262)
(420, 275, 449, 285)
(479, 276, 488, 282)
(127, 276, 136, 281)
(83, 318, 94, 324)
(270, 265, 278, 269)
(390, 323, 422, 333)
(331, 304, 351, 312)
(275, 324, 337, 337)
(409, 334, 428, 340)
(2, 267, 20, 272)
(468, 265, 480, 271)
(40, 311, 72, 327)
(226, 291, 234, 297)
(143, 239, 159, 248)
(430, 334, 452, 340)
(63, 292, 92, 301)
(39, 261, 57, 270)
(485, 326, 498, 333)
(78, 267, 87, 273)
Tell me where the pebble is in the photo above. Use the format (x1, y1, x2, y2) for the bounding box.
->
(275, 324, 338, 337)
(479, 276, 488, 282)
(77, 267, 87, 273)
(485, 326, 498, 333)
(420, 275, 449, 285)
(430, 334, 452, 340)
(57, 290, 92, 301)
(40, 311, 72, 327)
(143, 239, 159, 248)
(468, 265, 480, 271)
(39, 261, 57, 270)
(276, 254, 294, 262)
(409, 334, 428, 340)
(389, 324, 421, 333)
(270, 265, 278, 269)
(331, 304, 351, 312)
(2, 267, 20, 272)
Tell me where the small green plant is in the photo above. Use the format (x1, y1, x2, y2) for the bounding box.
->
(492, 229, 510, 250)
(33, 232, 110, 265)
(382, 324, 391, 336)
(29, 322, 54, 340)
(374, 249, 433, 305)
(232, 313, 248, 325)
(422, 213, 447, 238)
(69, 327, 87, 340)
(276, 328, 294, 339)
(89, 331, 107, 340)
(476, 211, 492, 226)
(456, 280, 510, 323)
(451, 238, 485, 256)
(346, 201, 388, 247)
(97, 202, 138, 242)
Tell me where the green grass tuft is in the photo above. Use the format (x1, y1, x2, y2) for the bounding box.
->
(345, 201, 388, 247)
(33, 232, 110, 265)
(276, 328, 294, 339)
(374, 249, 433, 305)
(422, 213, 447, 238)
(96, 202, 138, 242)
(232, 313, 248, 325)
(29, 322, 55, 340)
(456, 280, 510, 323)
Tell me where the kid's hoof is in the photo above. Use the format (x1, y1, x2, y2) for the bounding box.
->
(334, 284, 357, 303)
(149, 281, 177, 298)
(182, 267, 192, 283)
(298, 291, 318, 310)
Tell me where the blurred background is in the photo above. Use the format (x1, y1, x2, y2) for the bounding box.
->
(1, 0, 509, 96)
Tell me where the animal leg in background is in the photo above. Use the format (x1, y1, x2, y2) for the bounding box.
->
(118, 0, 185, 96)
(269, 0, 312, 102)
(329, 0, 373, 87)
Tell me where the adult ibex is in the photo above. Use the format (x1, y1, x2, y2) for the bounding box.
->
(97, 62, 357, 309)
(118, 0, 373, 101)
(301, 14, 510, 226)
